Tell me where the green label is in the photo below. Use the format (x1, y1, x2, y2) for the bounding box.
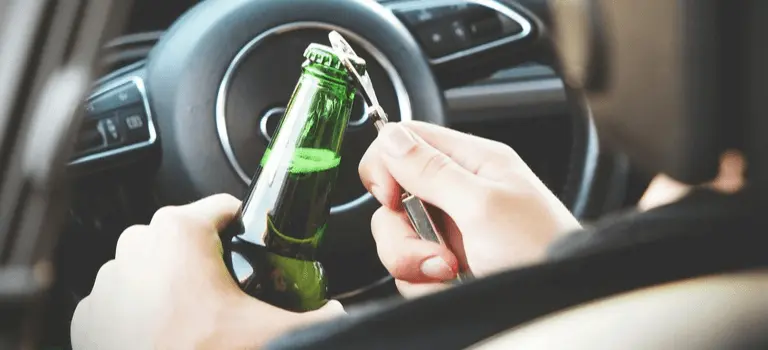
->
(260, 147, 340, 174)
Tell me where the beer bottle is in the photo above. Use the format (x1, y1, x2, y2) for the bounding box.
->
(221, 43, 363, 312)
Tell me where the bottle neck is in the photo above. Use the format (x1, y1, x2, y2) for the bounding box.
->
(234, 68, 356, 260)
(301, 61, 352, 86)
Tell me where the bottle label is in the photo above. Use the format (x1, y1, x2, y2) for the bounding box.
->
(260, 147, 341, 174)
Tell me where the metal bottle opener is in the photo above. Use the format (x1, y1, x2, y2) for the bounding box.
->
(328, 31, 471, 284)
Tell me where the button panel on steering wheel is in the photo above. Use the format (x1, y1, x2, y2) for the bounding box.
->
(70, 76, 157, 169)
(389, 0, 531, 65)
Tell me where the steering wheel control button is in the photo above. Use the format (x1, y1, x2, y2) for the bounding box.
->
(451, 20, 470, 43)
(72, 115, 124, 158)
(415, 22, 460, 58)
(70, 76, 157, 168)
(119, 106, 150, 144)
(125, 114, 144, 130)
(101, 116, 122, 144)
(74, 119, 106, 154)
(407, 4, 516, 59)
(396, 5, 456, 26)
(466, 14, 505, 43)
(85, 82, 142, 117)
(390, 0, 532, 65)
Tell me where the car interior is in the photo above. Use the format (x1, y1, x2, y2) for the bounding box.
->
(0, 0, 766, 349)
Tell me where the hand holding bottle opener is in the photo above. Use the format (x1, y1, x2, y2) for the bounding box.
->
(328, 31, 471, 284)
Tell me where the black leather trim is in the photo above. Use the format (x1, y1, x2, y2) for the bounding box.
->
(559, 86, 599, 218)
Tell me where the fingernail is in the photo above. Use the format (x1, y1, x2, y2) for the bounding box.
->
(382, 124, 417, 157)
(420, 256, 456, 280)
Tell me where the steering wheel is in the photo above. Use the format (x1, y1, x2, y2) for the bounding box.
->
(69, 0, 597, 300)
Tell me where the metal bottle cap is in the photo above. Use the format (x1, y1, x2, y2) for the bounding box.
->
(304, 43, 366, 74)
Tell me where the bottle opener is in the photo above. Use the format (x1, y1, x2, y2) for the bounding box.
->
(328, 31, 471, 284)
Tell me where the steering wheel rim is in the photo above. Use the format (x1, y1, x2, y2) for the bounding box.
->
(79, 0, 600, 300)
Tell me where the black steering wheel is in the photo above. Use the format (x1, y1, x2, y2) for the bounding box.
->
(70, 0, 597, 300)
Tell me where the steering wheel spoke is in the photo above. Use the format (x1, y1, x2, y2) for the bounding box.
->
(387, 0, 548, 89)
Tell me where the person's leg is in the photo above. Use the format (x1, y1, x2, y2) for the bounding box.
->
(639, 150, 746, 211)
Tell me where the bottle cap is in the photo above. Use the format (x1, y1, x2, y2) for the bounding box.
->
(304, 43, 366, 75)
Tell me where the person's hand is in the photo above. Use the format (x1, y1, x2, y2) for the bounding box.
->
(359, 121, 581, 297)
(71, 194, 344, 350)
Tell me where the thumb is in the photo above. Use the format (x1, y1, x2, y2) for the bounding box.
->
(377, 123, 481, 215)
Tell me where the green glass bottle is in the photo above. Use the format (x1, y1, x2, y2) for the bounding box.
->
(222, 43, 363, 312)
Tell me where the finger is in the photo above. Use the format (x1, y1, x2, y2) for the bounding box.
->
(359, 121, 504, 209)
(180, 193, 242, 230)
(377, 123, 484, 215)
(403, 121, 524, 179)
(114, 225, 150, 261)
(395, 279, 450, 299)
(70, 297, 92, 348)
(359, 140, 400, 209)
(371, 206, 458, 282)
(152, 194, 242, 231)
(89, 259, 117, 296)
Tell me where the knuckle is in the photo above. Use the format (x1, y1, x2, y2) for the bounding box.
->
(115, 225, 147, 258)
(151, 205, 183, 224)
(419, 152, 452, 179)
(466, 183, 535, 222)
(465, 185, 506, 221)
(71, 297, 90, 326)
(91, 260, 117, 294)
(94, 260, 116, 282)
(151, 205, 203, 231)
(487, 140, 520, 163)
(207, 193, 240, 206)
